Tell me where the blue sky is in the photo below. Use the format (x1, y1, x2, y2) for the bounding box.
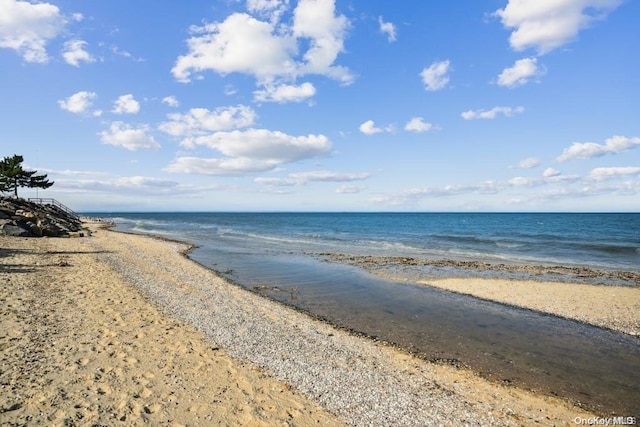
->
(1, 0, 638, 212)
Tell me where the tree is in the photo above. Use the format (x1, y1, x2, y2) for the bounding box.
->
(0, 154, 54, 198)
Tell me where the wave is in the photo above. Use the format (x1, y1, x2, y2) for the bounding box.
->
(577, 242, 640, 255)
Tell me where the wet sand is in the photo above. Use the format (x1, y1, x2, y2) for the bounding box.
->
(0, 223, 604, 425)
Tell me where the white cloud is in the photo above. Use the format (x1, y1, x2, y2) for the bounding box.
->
(172, 0, 353, 88)
(494, 0, 624, 54)
(58, 91, 97, 114)
(162, 96, 179, 107)
(359, 120, 383, 135)
(292, 0, 352, 83)
(172, 13, 296, 83)
(543, 167, 561, 178)
(62, 39, 95, 67)
(589, 167, 640, 181)
(0, 0, 67, 63)
(336, 185, 365, 194)
(255, 170, 369, 186)
(557, 135, 640, 162)
(461, 106, 524, 120)
(420, 60, 450, 91)
(378, 16, 396, 42)
(164, 124, 333, 176)
(254, 82, 316, 103)
(99, 122, 160, 151)
(517, 156, 540, 169)
(54, 175, 202, 197)
(111, 45, 144, 62)
(112, 94, 140, 114)
(290, 170, 369, 183)
(497, 57, 545, 87)
(508, 176, 542, 187)
(165, 156, 280, 176)
(184, 129, 332, 163)
(224, 84, 238, 96)
(159, 105, 256, 142)
(165, 128, 332, 177)
(373, 181, 504, 206)
(404, 117, 433, 133)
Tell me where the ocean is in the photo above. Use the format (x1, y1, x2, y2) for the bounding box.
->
(97, 212, 640, 413)
(100, 212, 640, 272)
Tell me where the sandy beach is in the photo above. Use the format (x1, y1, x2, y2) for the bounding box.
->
(0, 223, 614, 425)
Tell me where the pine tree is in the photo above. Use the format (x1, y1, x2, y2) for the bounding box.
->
(0, 154, 54, 198)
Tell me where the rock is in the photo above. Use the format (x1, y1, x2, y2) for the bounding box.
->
(0, 196, 87, 238)
(0, 223, 30, 237)
(25, 221, 43, 237)
(15, 209, 36, 220)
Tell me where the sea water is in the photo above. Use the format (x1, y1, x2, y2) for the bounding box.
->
(97, 212, 640, 413)
(101, 212, 640, 271)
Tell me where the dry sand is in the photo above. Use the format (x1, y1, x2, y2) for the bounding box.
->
(1, 223, 601, 426)
(420, 278, 640, 336)
(0, 230, 342, 426)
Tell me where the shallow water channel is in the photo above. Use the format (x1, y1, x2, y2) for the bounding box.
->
(190, 247, 640, 415)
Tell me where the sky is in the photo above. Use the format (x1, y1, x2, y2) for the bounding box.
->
(1, 0, 639, 212)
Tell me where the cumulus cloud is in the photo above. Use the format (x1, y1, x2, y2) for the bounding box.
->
(172, 0, 353, 91)
(292, 0, 352, 83)
(58, 91, 97, 114)
(557, 135, 640, 162)
(112, 94, 140, 114)
(172, 13, 295, 83)
(378, 16, 396, 42)
(159, 105, 256, 143)
(0, 0, 67, 63)
(184, 129, 331, 162)
(420, 60, 450, 91)
(62, 39, 95, 67)
(543, 167, 561, 178)
(497, 57, 545, 87)
(461, 106, 524, 120)
(165, 127, 332, 177)
(162, 96, 179, 107)
(254, 82, 316, 103)
(516, 156, 540, 169)
(404, 117, 433, 133)
(359, 120, 383, 135)
(99, 122, 160, 151)
(494, 0, 624, 54)
(165, 156, 280, 176)
(589, 167, 640, 181)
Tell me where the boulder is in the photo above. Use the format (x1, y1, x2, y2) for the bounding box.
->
(0, 223, 30, 237)
(25, 221, 43, 237)
(0, 196, 90, 238)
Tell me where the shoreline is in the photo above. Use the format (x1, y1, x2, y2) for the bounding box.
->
(1, 223, 621, 424)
